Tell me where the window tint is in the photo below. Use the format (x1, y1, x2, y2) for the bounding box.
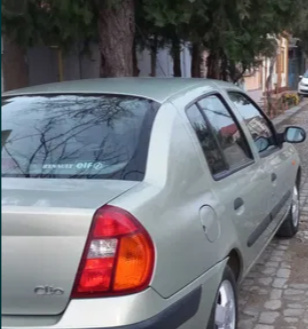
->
(228, 92, 276, 153)
(1, 95, 158, 181)
(186, 104, 227, 175)
(197, 95, 252, 171)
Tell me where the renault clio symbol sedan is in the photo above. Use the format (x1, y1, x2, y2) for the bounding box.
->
(2, 78, 306, 329)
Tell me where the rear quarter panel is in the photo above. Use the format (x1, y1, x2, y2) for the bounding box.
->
(110, 101, 241, 298)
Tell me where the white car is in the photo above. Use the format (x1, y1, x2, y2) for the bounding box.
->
(298, 70, 308, 97)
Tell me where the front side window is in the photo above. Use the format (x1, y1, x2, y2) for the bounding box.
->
(197, 95, 253, 171)
(2, 94, 159, 181)
(228, 92, 276, 153)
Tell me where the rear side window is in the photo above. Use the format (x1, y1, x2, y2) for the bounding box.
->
(187, 105, 227, 175)
(1, 95, 159, 181)
(197, 95, 253, 172)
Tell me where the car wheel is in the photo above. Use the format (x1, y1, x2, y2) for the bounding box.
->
(277, 185, 300, 238)
(206, 265, 238, 329)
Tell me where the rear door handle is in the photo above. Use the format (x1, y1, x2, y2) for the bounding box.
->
(271, 173, 277, 182)
(234, 198, 244, 210)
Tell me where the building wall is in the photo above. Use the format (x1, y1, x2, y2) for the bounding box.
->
(277, 37, 289, 89)
(243, 36, 289, 99)
(27, 43, 101, 86)
(244, 69, 262, 91)
(25, 42, 192, 87)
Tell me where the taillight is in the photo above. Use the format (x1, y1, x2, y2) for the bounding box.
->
(71, 205, 155, 298)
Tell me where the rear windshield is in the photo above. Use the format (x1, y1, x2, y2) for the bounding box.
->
(304, 70, 308, 78)
(2, 94, 159, 181)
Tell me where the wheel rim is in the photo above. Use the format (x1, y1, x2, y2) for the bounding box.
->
(291, 185, 300, 227)
(214, 280, 236, 329)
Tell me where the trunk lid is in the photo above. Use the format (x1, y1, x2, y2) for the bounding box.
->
(2, 178, 138, 316)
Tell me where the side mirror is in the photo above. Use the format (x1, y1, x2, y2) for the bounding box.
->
(299, 75, 303, 80)
(284, 126, 306, 144)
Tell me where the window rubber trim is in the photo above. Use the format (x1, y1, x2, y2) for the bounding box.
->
(212, 159, 255, 181)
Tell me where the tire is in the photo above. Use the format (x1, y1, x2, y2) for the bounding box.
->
(276, 185, 300, 238)
(206, 265, 238, 329)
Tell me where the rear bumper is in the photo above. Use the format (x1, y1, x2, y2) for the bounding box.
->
(2, 288, 202, 329)
(2, 260, 227, 329)
(86, 288, 202, 329)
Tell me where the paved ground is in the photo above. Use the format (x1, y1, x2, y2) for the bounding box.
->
(238, 103, 308, 329)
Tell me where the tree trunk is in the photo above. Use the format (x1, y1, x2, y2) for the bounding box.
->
(206, 51, 220, 80)
(2, 35, 29, 91)
(191, 43, 201, 78)
(150, 35, 158, 77)
(150, 50, 156, 77)
(133, 39, 140, 77)
(266, 56, 277, 118)
(98, 0, 135, 77)
(220, 52, 228, 81)
(228, 61, 242, 84)
(57, 48, 64, 82)
(171, 38, 181, 77)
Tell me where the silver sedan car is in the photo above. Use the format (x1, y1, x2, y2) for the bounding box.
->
(2, 78, 306, 329)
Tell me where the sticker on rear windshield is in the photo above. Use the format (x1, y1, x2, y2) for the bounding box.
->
(76, 162, 104, 170)
(42, 162, 105, 170)
(43, 164, 74, 169)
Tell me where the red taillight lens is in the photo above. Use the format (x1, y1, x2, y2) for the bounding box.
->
(78, 258, 115, 292)
(72, 206, 155, 297)
(92, 208, 138, 238)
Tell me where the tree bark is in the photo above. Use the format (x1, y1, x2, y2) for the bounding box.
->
(2, 35, 29, 91)
(98, 0, 135, 77)
(228, 60, 246, 84)
(220, 52, 228, 81)
(206, 51, 220, 80)
(150, 35, 158, 77)
(171, 38, 181, 77)
(133, 39, 140, 77)
(57, 48, 64, 82)
(266, 56, 277, 118)
(150, 49, 156, 77)
(191, 43, 201, 78)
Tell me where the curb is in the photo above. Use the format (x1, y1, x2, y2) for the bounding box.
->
(273, 99, 308, 128)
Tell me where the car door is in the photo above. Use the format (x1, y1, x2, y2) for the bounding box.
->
(186, 93, 272, 273)
(228, 92, 294, 239)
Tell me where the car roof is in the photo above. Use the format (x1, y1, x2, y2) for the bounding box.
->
(2, 78, 239, 103)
